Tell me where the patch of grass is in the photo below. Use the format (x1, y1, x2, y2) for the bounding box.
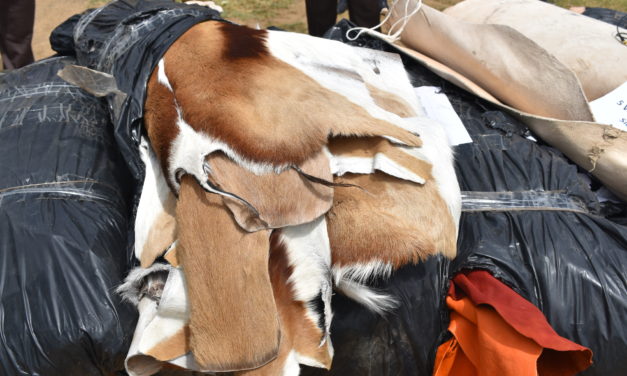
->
(88, 0, 110, 7)
(218, 0, 295, 23)
(274, 21, 307, 33)
(552, 0, 627, 12)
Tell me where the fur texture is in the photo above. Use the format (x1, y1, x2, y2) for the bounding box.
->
(328, 136, 432, 184)
(143, 21, 422, 199)
(176, 175, 280, 372)
(328, 172, 457, 268)
(205, 151, 333, 232)
(135, 138, 177, 267)
(117, 263, 172, 306)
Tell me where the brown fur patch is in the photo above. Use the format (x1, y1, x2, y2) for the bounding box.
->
(206, 150, 333, 232)
(144, 70, 179, 185)
(328, 136, 433, 181)
(327, 172, 457, 268)
(366, 84, 416, 118)
(176, 176, 280, 372)
(140, 193, 178, 268)
(145, 326, 190, 361)
(159, 21, 421, 170)
(219, 22, 269, 60)
(238, 232, 332, 375)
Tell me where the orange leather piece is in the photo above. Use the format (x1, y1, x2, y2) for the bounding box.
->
(433, 271, 592, 376)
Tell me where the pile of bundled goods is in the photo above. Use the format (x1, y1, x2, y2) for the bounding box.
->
(0, 0, 625, 375)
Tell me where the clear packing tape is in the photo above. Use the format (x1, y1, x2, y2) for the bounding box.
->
(461, 191, 589, 214)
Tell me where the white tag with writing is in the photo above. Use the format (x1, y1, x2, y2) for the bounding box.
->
(590, 81, 627, 132)
(414, 86, 472, 146)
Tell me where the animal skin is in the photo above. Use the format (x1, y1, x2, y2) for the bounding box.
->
(238, 229, 333, 376)
(135, 139, 178, 267)
(205, 151, 333, 232)
(328, 172, 457, 268)
(130, 17, 461, 376)
(176, 175, 280, 372)
(328, 136, 432, 184)
(143, 20, 422, 198)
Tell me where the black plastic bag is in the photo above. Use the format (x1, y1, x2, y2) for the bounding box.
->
(51, 0, 220, 183)
(0, 57, 136, 375)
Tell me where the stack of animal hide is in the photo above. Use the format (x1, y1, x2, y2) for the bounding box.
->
(117, 21, 460, 376)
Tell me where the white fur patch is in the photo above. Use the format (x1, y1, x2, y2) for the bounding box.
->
(330, 153, 426, 184)
(157, 58, 173, 91)
(157, 267, 189, 318)
(333, 260, 393, 284)
(282, 350, 301, 376)
(332, 261, 398, 314)
(167, 105, 287, 195)
(135, 268, 189, 355)
(334, 279, 399, 315)
(123, 266, 192, 375)
(125, 298, 162, 376)
(280, 217, 331, 301)
(280, 216, 333, 334)
(265, 31, 419, 143)
(134, 138, 173, 261)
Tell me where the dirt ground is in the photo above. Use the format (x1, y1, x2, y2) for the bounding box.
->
(27, 0, 627, 63)
(30, 0, 454, 61)
(31, 0, 308, 60)
(33, 0, 90, 60)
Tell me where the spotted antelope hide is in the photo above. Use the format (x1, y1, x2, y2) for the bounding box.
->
(117, 20, 461, 376)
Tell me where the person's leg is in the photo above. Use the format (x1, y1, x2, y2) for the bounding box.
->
(0, 0, 35, 70)
(347, 0, 381, 28)
(306, 0, 338, 37)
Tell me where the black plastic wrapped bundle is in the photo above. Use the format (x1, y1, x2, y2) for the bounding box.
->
(0, 57, 136, 375)
(50, 0, 221, 182)
(304, 20, 627, 376)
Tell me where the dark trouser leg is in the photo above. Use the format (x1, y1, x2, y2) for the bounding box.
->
(306, 0, 338, 37)
(347, 0, 381, 28)
(0, 0, 35, 70)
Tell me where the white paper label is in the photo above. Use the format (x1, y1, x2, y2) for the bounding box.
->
(413, 86, 472, 146)
(589, 81, 627, 132)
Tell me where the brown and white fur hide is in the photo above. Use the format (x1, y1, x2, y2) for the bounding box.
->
(120, 215, 334, 376)
(143, 20, 422, 203)
(326, 119, 460, 313)
(127, 17, 461, 376)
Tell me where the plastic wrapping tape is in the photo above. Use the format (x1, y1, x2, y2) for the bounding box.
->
(461, 191, 589, 213)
